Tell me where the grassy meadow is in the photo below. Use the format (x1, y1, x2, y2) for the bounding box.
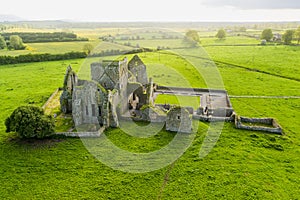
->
(205, 45, 300, 81)
(0, 28, 299, 199)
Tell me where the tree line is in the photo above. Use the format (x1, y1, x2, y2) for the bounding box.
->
(0, 51, 87, 65)
(1, 32, 88, 43)
(0, 48, 154, 65)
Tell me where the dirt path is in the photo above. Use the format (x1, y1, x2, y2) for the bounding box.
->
(157, 160, 177, 200)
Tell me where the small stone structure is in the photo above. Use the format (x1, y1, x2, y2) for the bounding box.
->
(166, 107, 192, 133)
(59, 55, 282, 135)
(235, 116, 283, 134)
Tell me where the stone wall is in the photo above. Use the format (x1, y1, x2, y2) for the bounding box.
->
(235, 116, 283, 134)
(108, 90, 119, 127)
(72, 80, 108, 128)
(60, 66, 77, 114)
(128, 55, 148, 85)
(139, 106, 166, 123)
(166, 107, 192, 133)
(56, 132, 101, 138)
(193, 114, 234, 122)
(42, 88, 59, 110)
(56, 127, 105, 138)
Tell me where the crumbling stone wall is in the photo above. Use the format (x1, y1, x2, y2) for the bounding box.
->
(72, 80, 108, 129)
(60, 65, 77, 114)
(166, 107, 192, 133)
(235, 116, 283, 134)
(139, 105, 166, 122)
(128, 55, 148, 85)
(91, 58, 128, 114)
(91, 61, 120, 91)
(108, 90, 119, 128)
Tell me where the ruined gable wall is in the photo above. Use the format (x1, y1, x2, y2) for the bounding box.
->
(128, 55, 148, 85)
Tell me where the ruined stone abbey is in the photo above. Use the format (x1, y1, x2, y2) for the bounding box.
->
(60, 55, 282, 134)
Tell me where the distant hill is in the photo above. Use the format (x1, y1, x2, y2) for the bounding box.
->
(0, 15, 24, 22)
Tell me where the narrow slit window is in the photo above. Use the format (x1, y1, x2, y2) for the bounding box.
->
(92, 104, 96, 116)
(86, 106, 89, 115)
(99, 106, 102, 116)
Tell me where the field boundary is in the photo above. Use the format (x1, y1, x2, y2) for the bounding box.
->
(229, 95, 300, 99)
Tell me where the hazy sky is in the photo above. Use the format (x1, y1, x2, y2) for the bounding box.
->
(2, 0, 300, 21)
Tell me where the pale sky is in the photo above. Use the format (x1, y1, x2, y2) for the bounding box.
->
(2, 0, 300, 22)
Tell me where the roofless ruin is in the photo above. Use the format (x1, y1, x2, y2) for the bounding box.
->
(60, 55, 282, 134)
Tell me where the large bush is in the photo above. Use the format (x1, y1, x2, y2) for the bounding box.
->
(8, 35, 25, 50)
(5, 106, 55, 139)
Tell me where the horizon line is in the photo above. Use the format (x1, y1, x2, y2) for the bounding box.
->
(2, 20, 300, 23)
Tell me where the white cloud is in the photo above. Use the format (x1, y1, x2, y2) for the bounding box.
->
(1, 0, 300, 21)
(203, 0, 300, 9)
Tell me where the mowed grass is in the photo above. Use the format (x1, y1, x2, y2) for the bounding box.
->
(204, 45, 300, 80)
(155, 95, 200, 109)
(201, 36, 260, 46)
(0, 41, 95, 56)
(115, 39, 186, 49)
(0, 43, 300, 199)
(217, 63, 300, 96)
(0, 40, 133, 56)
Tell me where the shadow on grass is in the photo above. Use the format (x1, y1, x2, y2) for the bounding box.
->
(3, 132, 66, 149)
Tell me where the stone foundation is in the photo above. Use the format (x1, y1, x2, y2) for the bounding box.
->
(235, 116, 283, 134)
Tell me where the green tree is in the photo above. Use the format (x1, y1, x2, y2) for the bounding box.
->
(0, 35, 6, 49)
(9, 35, 25, 50)
(184, 30, 200, 47)
(295, 26, 300, 44)
(282, 30, 294, 45)
(216, 29, 226, 39)
(261, 29, 273, 42)
(83, 43, 94, 54)
(5, 106, 55, 139)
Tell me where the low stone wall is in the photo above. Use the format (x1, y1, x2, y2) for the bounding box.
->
(56, 127, 105, 138)
(56, 132, 101, 137)
(42, 88, 60, 110)
(196, 107, 234, 117)
(235, 116, 283, 134)
(156, 86, 228, 94)
(239, 117, 273, 124)
(193, 114, 234, 122)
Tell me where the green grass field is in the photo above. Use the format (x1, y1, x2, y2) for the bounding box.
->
(0, 40, 133, 56)
(201, 36, 260, 46)
(204, 45, 300, 81)
(0, 32, 299, 199)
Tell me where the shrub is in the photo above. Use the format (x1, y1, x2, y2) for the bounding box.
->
(5, 106, 55, 139)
